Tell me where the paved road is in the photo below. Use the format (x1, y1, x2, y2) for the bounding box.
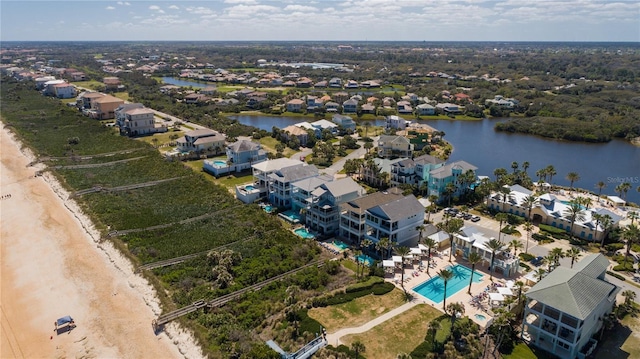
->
(325, 136, 378, 178)
(324, 299, 420, 347)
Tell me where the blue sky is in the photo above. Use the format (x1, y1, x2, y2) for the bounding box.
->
(1, 0, 639, 42)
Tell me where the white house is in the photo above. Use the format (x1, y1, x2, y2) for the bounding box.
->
(363, 193, 425, 247)
(176, 129, 226, 153)
(385, 115, 409, 130)
(332, 114, 356, 131)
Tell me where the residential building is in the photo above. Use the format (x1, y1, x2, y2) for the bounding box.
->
(332, 114, 356, 132)
(176, 129, 226, 153)
(360, 158, 403, 188)
(329, 77, 342, 88)
(405, 127, 432, 150)
(203, 139, 267, 176)
(52, 83, 76, 99)
(325, 102, 339, 113)
(435, 103, 461, 114)
(389, 154, 445, 187)
(385, 115, 408, 130)
(115, 104, 165, 136)
(293, 177, 365, 236)
(397, 101, 413, 114)
(361, 103, 376, 114)
(311, 119, 338, 135)
(522, 254, 619, 359)
(103, 76, 122, 91)
(259, 160, 320, 208)
(428, 160, 477, 202)
(377, 135, 413, 158)
(488, 186, 622, 242)
(77, 92, 105, 109)
(414, 155, 445, 186)
(282, 125, 310, 146)
(89, 95, 125, 120)
(237, 158, 303, 204)
(339, 188, 404, 244)
(342, 99, 358, 114)
(363, 193, 425, 246)
(451, 225, 520, 278)
(184, 93, 209, 104)
(485, 95, 519, 109)
(416, 103, 436, 116)
(42, 79, 66, 96)
(286, 99, 304, 113)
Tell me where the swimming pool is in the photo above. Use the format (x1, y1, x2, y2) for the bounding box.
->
(355, 254, 374, 266)
(294, 228, 315, 239)
(413, 264, 484, 303)
(333, 240, 349, 251)
(279, 209, 302, 223)
(560, 200, 586, 210)
(475, 314, 487, 321)
(213, 160, 227, 167)
(245, 185, 256, 191)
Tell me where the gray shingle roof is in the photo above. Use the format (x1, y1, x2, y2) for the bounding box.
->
(228, 139, 260, 152)
(526, 254, 618, 320)
(322, 177, 363, 198)
(269, 164, 319, 183)
(413, 154, 444, 165)
(340, 188, 403, 215)
(429, 160, 477, 179)
(570, 253, 609, 279)
(367, 194, 424, 222)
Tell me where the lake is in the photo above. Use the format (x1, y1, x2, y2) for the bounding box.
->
(161, 77, 211, 88)
(230, 115, 640, 204)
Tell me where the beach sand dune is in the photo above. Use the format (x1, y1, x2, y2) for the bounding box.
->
(1, 124, 203, 359)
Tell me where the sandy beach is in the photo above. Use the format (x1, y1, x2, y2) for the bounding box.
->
(1, 123, 203, 359)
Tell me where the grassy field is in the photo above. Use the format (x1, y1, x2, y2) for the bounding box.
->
(72, 80, 104, 91)
(258, 136, 296, 157)
(340, 304, 442, 359)
(112, 92, 130, 102)
(134, 129, 184, 147)
(308, 289, 406, 332)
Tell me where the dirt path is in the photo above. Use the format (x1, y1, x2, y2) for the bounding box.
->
(0, 123, 202, 359)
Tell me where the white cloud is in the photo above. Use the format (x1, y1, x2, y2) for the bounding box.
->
(117, 1, 131, 5)
(225, 4, 280, 18)
(284, 5, 318, 12)
(224, 0, 258, 4)
(149, 5, 161, 11)
(186, 6, 215, 15)
(168, 5, 180, 10)
(106, 6, 115, 10)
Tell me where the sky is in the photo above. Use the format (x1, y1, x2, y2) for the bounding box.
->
(1, 0, 639, 42)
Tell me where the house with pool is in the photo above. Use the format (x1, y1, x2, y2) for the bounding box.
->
(521, 253, 619, 359)
(389, 154, 445, 187)
(363, 192, 425, 247)
(488, 185, 622, 242)
(451, 225, 520, 278)
(292, 177, 365, 236)
(203, 139, 267, 176)
(176, 129, 226, 153)
(339, 188, 405, 245)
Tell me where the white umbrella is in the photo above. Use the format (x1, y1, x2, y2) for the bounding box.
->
(392, 255, 403, 263)
(497, 287, 514, 296)
(382, 260, 395, 268)
(505, 280, 515, 288)
(489, 292, 505, 302)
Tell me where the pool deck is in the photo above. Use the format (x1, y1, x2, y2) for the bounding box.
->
(385, 251, 526, 329)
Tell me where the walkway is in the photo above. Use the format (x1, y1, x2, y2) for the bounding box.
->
(324, 299, 419, 347)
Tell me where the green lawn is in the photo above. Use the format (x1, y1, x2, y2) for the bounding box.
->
(503, 343, 538, 359)
(341, 304, 442, 359)
(258, 136, 296, 157)
(308, 289, 406, 332)
(72, 80, 104, 91)
(135, 130, 184, 146)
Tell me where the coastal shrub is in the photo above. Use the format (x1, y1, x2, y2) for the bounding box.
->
(607, 271, 626, 281)
(539, 224, 566, 235)
(312, 282, 394, 307)
(519, 263, 532, 272)
(371, 282, 394, 295)
(613, 263, 634, 272)
(297, 309, 323, 335)
(605, 243, 625, 252)
(501, 225, 520, 236)
(345, 276, 384, 293)
(506, 214, 525, 226)
(519, 253, 535, 262)
(532, 233, 555, 243)
(410, 315, 449, 357)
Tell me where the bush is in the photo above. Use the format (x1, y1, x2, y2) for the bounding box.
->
(613, 262, 635, 272)
(345, 277, 384, 293)
(506, 214, 525, 226)
(519, 263, 532, 271)
(501, 225, 520, 235)
(519, 253, 535, 262)
(607, 270, 627, 281)
(297, 309, 323, 335)
(606, 243, 625, 252)
(532, 233, 555, 243)
(539, 224, 567, 235)
(312, 281, 393, 307)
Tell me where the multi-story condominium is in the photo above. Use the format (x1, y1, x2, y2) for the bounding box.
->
(364, 192, 425, 246)
(52, 83, 76, 99)
(428, 160, 477, 203)
(89, 95, 125, 120)
(339, 188, 405, 245)
(390, 154, 445, 187)
(488, 185, 622, 242)
(521, 254, 619, 359)
(377, 135, 414, 158)
(115, 103, 165, 136)
(451, 225, 520, 278)
(267, 163, 320, 208)
(292, 177, 365, 236)
(203, 139, 267, 176)
(385, 115, 408, 130)
(176, 129, 226, 153)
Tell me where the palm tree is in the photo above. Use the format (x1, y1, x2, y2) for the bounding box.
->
(494, 167, 508, 182)
(491, 309, 516, 355)
(623, 224, 640, 267)
(599, 215, 613, 248)
(423, 237, 437, 276)
(508, 239, 524, 257)
(546, 165, 557, 185)
(523, 195, 539, 222)
(351, 340, 366, 359)
(522, 161, 530, 175)
(563, 199, 586, 241)
(544, 254, 555, 272)
(523, 222, 534, 254)
(438, 268, 454, 310)
(361, 238, 373, 254)
(395, 246, 411, 295)
(486, 238, 506, 281)
(353, 249, 363, 280)
(467, 252, 482, 294)
(444, 182, 457, 206)
(550, 247, 565, 267)
(620, 182, 632, 201)
(592, 213, 603, 245)
(534, 268, 546, 282)
(511, 161, 519, 173)
(567, 247, 582, 268)
(622, 289, 637, 308)
(416, 225, 425, 244)
(377, 237, 391, 258)
(438, 218, 464, 262)
(497, 186, 513, 212)
(536, 168, 546, 183)
(566, 172, 580, 193)
(396, 353, 412, 359)
(446, 302, 465, 323)
(495, 213, 509, 242)
(596, 181, 606, 199)
(628, 211, 639, 225)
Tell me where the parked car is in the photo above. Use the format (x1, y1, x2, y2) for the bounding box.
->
(471, 215, 481, 222)
(530, 256, 544, 266)
(463, 213, 472, 220)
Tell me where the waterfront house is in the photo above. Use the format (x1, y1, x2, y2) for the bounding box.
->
(332, 114, 356, 132)
(42, 79, 67, 96)
(339, 187, 404, 244)
(77, 92, 105, 109)
(115, 104, 166, 136)
(451, 225, 520, 277)
(90, 95, 125, 120)
(311, 119, 339, 135)
(329, 77, 342, 88)
(184, 93, 209, 104)
(360, 158, 403, 188)
(325, 101, 340, 113)
(176, 129, 226, 153)
(390, 154, 444, 187)
(203, 139, 267, 176)
(282, 125, 310, 146)
(342, 99, 358, 114)
(385, 115, 408, 130)
(522, 254, 619, 359)
(246, 158, 319, 208)
(293, 177, 365, 236)
(361, 103, 376, 114)
(52, 83, 76, 99)
(286, 99, 304, 113)
(236, 158, 302, 204)
(435, 103, 461, 114)
(363, 192, 425, 247)
(416, 103, 436, 116)
(397, 101, 413, 114)
(428, 160, 477, 203)
(377, 135, 413, 158)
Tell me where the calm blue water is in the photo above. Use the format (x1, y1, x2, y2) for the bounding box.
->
(161, 77, 210, 88)
(213, 160, 227, 166)
(294, 228, 315, 239)
(333, 240, 350, 250)
(355, 254, 374, 266)
(413, 264, 483, 303)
